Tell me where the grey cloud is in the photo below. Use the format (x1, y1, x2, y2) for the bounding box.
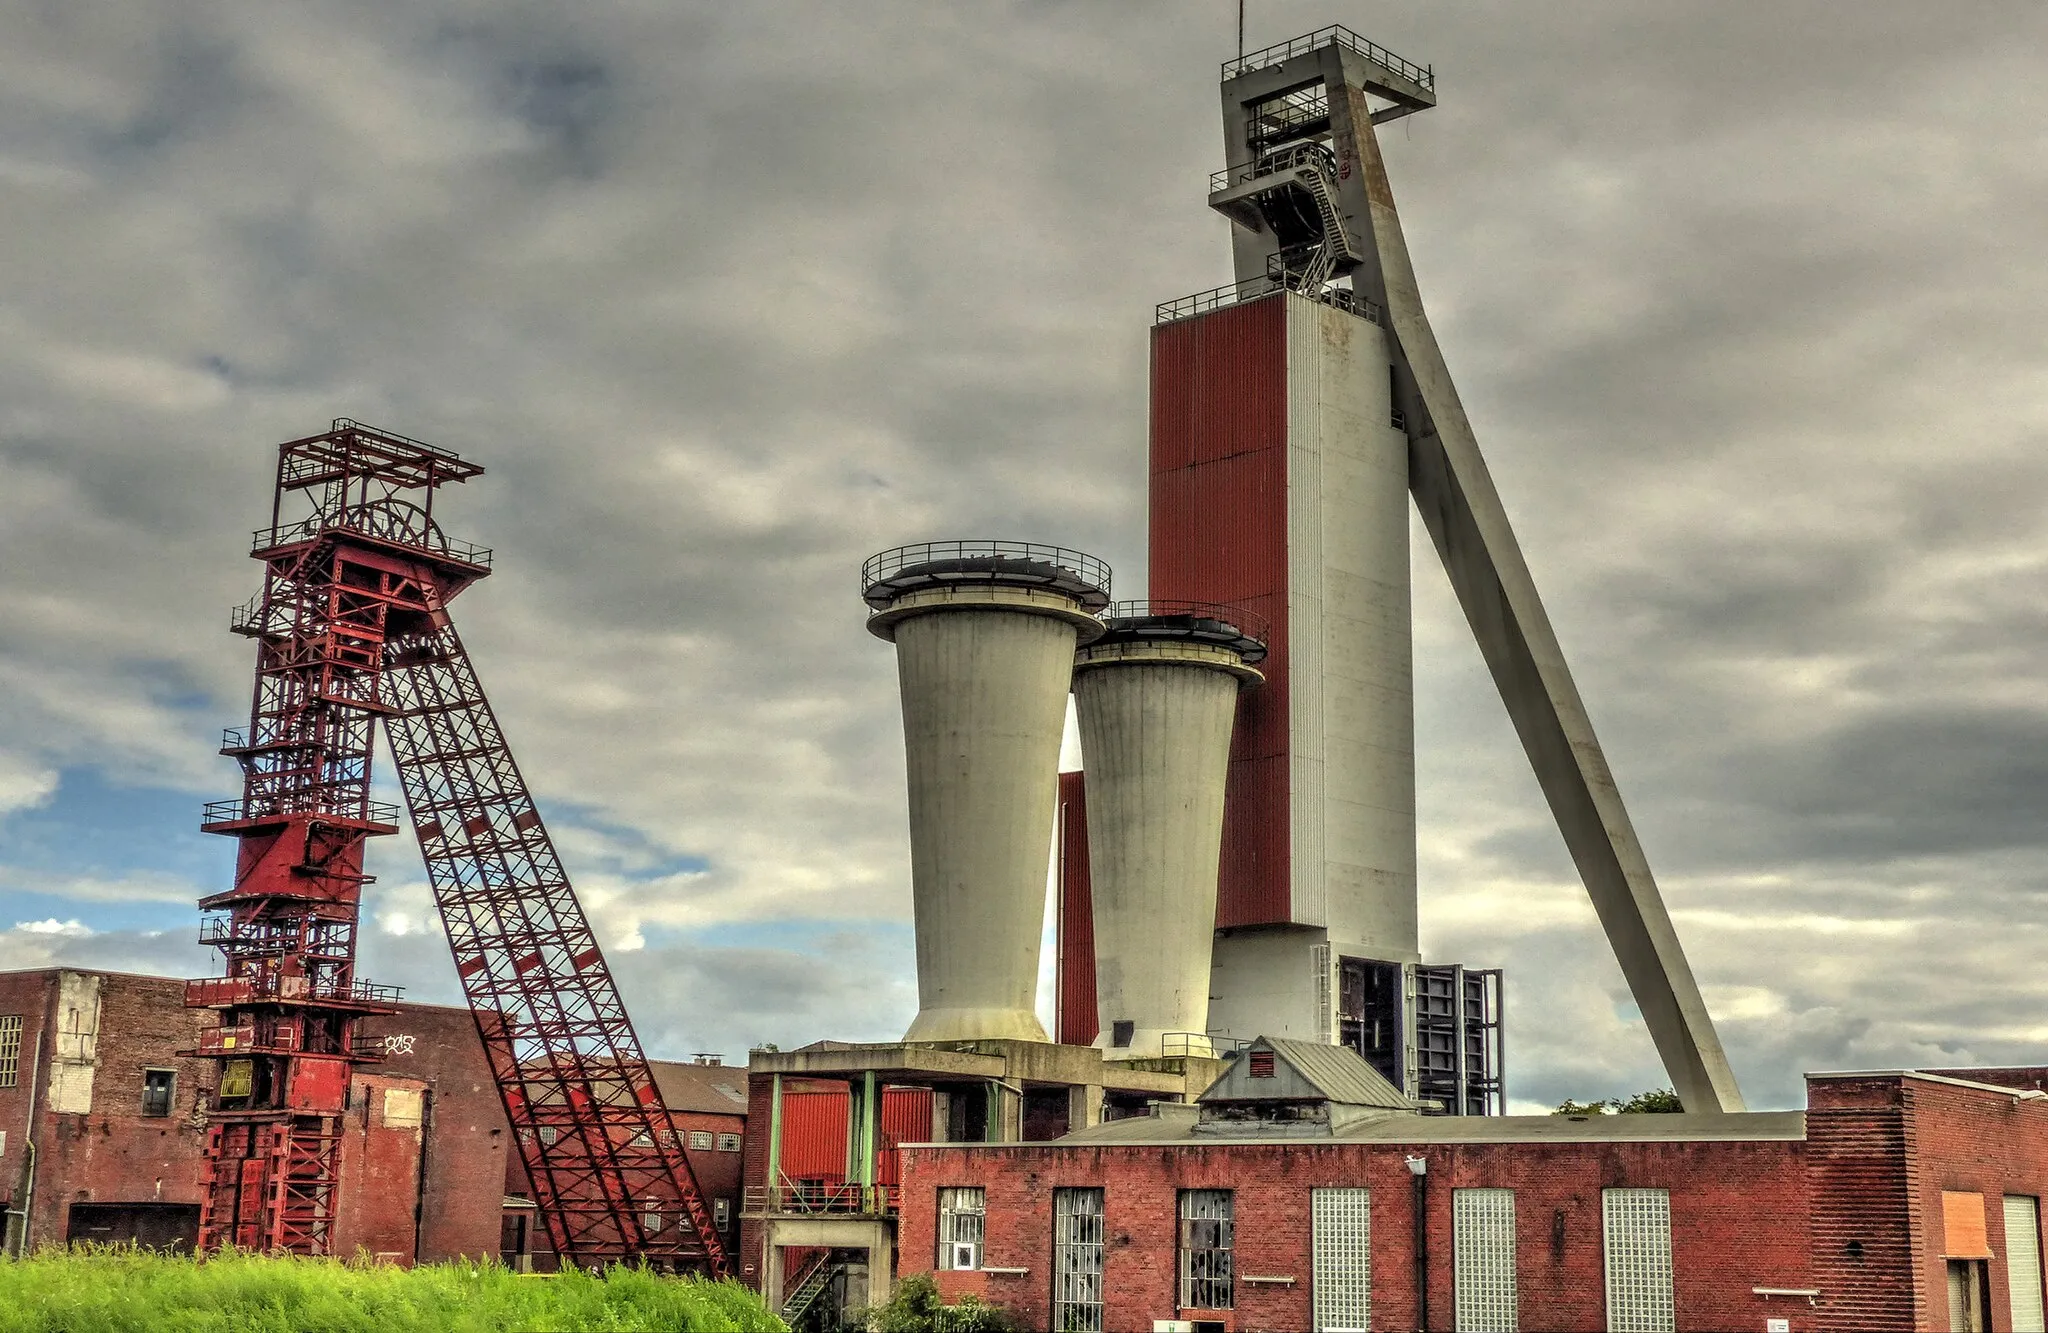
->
(7, 0, 2048, 1110)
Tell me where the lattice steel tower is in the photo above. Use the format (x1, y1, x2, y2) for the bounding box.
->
(189, 421, 727, 1268)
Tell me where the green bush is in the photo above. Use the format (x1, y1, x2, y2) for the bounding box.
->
(0, 1245, 785, 1333)
(853, 1273, 1016, 1333)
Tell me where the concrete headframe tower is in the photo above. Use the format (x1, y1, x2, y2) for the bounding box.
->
(1150, 28, 1743, 1112)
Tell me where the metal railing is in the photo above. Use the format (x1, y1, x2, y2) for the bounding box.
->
(185, 974, 403, 1009)
(1156, 275, 1380, 327)
(1163, 1032, 1252, 1058)
(201, 796, 403, 828)
(1102, 600, 1270, 646)
(1210, 141, 1340, 195)
(742, 1182, 899, 1217)
(861, 541, 1112, 606)
(252, 506, 493, 568)
(1223, 25, 1433, 89)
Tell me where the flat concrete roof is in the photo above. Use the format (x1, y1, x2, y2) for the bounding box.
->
(906, 1109, 1808, 1149)
(746, 1039, 1192, 1094)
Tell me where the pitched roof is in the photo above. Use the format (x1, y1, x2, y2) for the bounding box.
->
(1198, 1036, 1414, 1111)
(649, 1061, 748, 1116)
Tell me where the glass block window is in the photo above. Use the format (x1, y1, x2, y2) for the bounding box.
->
(939, 1187, 985, 1269)
(1053, 1188, 1106, 1333)
(0, 1015, 21, 1088)
(1454, 1188, 1517, 1332)
(688, 1130, 714, 1150)
(642, 1199, 663, 1234)
(141, 1069, 175, 1118)
(1311, 1187, 1370, 1332)
(1179, 1189, 1235, 1310)
(717, 1133, 742, 1152)
(538, 1125, 558, 1145)
(2007, 1196, 2046, 1333)
(1602, 1188, 1674, 1333)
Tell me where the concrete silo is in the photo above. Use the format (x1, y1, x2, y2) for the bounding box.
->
(1073, 603, 1265, 1060)
(864, 541, 1111, 1043)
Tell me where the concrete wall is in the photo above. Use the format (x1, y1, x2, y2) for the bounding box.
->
(890, 603, 1085, 1043)
(1075, 654, 1241, 1058)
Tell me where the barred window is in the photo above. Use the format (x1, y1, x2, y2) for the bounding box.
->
(1053, 1188, 1106, 1333)
(1454, 1188, 1517, 1332)
(938, 1187, 985, 1270)
(713, 1198, 732, 1232)
(688, 1130, 714, 1151)
(1179, 1189, 1234, 1310)
(717, 1133, 741, 1152)
(1311, 1187, 1369, 1332)
(141, 1069, 175, 1118)
(0, 1015, 23, 1088)
(642, 1199, 663, 1234)
(1602, 1188, 1674, 1333)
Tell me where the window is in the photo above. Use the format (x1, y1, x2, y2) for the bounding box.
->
(2006, 1196, 2045, 1333)
(1454, 1188, 1517, 1332)
(1311, 1187, 1369, 1332)
(688, 1130, 714, 1151)
(939, 1187, 985, 1266)
(0, 1015, 21, 1088)
(1248, 1049, 1276, 1078)
(1179, 1189, 1234, 1311)
(538, 1125, 558, 1145)
(141, 1069, 175, 1118)
(938, 1187, 985, 1270)
(1602, 1188, 1674, 1333)
(642, 1199, 663, 1235)
(1053, 1188, 1106, 1333)
(713, 1198, 732, 1232)
(717, 1133, 742, 1152)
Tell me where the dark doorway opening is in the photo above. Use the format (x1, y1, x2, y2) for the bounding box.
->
(66, 1203, 200, 1253)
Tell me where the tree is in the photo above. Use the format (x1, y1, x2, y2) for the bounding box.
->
(1553, 1088, 1684, 1116)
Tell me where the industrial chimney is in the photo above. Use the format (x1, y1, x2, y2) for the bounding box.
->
(865, 541, 1112, 1043)
(1073, 602, 1265, 1059)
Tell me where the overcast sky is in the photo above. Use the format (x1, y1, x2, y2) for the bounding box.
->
(4, 1, 2047, 1113)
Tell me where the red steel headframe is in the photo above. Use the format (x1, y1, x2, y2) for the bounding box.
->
(191, 420, 725, 1271)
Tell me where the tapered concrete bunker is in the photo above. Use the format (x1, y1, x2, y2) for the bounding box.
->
(864, 542, 1111, 1043)
(1073, 603, 1265, 1060)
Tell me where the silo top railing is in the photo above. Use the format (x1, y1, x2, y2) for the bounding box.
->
(1096, 599, 1270, 665)
(862, 541, 1112, 612)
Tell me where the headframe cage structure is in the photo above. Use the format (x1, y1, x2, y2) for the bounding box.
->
(1176, 27, 1743, 1112)
(189, 420, 729, 1269)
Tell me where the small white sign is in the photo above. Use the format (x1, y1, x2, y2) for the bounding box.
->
(1766, 1319, 1790, 1333)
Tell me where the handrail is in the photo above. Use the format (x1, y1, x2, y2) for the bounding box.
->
(1210, 142, 1340, 195)
(1105, 602, 1261, 651)
(861, 541, 1112, 608)
(741, 1182, 900, 1217)
(1222, 25, 1433, 89)
(1156, 276, 1380, 327)
(201, 796, 403, 827)
(252, 505, 493, 567)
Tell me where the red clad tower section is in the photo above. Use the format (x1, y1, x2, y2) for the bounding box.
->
(1147, 296, 1293, 928)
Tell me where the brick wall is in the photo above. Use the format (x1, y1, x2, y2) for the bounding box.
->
(901, 1133, 1812, 1333)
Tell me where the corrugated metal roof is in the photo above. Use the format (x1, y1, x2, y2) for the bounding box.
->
(1199, 1037, 1414, 1110)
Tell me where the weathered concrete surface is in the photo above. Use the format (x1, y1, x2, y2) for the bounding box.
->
(883, 594, 1095, 1043)
(1074, 645, 1248, 1059)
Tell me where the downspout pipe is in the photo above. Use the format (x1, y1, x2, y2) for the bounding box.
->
(5, 1031, 48, 1257)
(1407, 1154, 1429, 1333)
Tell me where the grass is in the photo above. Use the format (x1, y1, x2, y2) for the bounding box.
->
(0, 1246, 786, 1333)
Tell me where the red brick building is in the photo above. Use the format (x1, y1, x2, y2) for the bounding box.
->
(0, 968, 744, 1265)
(895, 1038, 2048, 1332)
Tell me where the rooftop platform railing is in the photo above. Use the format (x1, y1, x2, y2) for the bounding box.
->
(1156, 276, 1380, 327)
(1223, 24, 1433, 89)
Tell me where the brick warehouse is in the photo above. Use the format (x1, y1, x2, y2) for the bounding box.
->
(891, 1038, 2048, 1333)
(0, 968, 745, 1264)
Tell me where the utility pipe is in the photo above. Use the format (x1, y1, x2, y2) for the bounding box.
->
(1407, 1154, 1429, 1332)
(4, 1030, 47, 1256)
